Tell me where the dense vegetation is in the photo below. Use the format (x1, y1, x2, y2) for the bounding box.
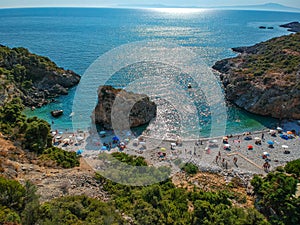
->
(95, 173, 268, 225)
(0, 98, 79, 168)
(0, 176, 40, 225)
(0, 45, 64, 90)
(233, 33, 300, 86)
(284, 159, 300, 177)
(251, 170, 300, 225)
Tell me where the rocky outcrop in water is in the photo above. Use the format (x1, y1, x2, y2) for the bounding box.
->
(93, 86, 157, 130)
(213, 33, 300, 120)
(0, 45, 80, 107)
(280, 21, 300, 33)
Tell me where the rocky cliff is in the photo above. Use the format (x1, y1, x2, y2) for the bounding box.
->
(0, 45, 80, 107)
(93, 86, 157, 130)
(213, 33, 300, 120)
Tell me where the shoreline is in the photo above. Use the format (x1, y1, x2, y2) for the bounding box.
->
(52, 120, 300, 179)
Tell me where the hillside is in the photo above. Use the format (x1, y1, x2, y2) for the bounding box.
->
(213, 33, 300, 120)
(0, 45, 80, 107)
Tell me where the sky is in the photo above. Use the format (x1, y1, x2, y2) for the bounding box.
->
(0, 0, 300, 9)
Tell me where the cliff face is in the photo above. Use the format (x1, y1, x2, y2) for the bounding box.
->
(0, 45, 80, 107)
(93, 86, 157, 130)
(213, 33, 300, 120)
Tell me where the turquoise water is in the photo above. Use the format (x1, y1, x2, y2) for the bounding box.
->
(1, 8, 299, 137)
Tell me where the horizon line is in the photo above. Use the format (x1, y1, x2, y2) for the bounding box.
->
(0, 5, 299, 13)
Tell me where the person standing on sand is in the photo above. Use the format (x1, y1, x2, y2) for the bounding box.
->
(216, 155, 219, 163)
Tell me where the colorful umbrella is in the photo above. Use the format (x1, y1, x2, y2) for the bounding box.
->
(267, 140, 274, 145)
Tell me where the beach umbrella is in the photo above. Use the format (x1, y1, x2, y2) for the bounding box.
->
(112, 136, 119, 141)
(55, 135, 62, 139)
(263, 152, 269, 156)
(267, 140, 274, 145)
(277, 127, 283, 131)
(63, 138, 70, 143)
(120, 142, 125, 146)
(254, 137, 261, 140)
(101, 146, 107, 150)
(171, 143, 176, 146)
(76, 136, 84, 141)
(282, 145, 289, 149)
(248, 145, 253, 149)
(124, 138, 130, 142)
(76, 149, 83, 155)
(287, 131, 293, 134)
(224, 144, 230, 147)
(160, 147, 166, 151)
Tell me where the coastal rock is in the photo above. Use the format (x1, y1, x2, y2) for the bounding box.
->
(93, 86, 157, 130)
(0, 45, 80, 107)
(280, 21, 300, 33)
(213, 33, 300, 120)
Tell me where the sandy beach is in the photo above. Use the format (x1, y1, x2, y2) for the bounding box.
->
(52, 121, 300, 177)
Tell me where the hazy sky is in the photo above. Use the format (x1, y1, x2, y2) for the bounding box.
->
(0, 0, 300, 8)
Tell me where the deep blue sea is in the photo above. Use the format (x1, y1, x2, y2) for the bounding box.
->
(1, 8, 299, 138)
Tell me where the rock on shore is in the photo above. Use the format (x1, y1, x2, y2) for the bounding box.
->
(93, 86, 157, 130)
(213, 33, 300, 120)
(0, 45, 80, 107)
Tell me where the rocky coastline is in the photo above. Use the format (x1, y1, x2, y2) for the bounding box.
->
(280, 21, 300, 33)
(0, 45, 80, 107)
(93, 85, 157, 130)
(213, 33, 300, 120)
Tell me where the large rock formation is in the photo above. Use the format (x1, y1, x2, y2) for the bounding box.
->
(213, 33, 300, 120)
(0, 45, 80, 107)
(280, 21, 300, 33)
(93, 86, 156, 130)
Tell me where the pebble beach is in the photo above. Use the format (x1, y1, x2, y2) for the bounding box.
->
(52, 120, 300, 178)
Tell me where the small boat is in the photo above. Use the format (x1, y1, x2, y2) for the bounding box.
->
(187, 83, 192, 89)
(267, 27, 274, 29)
(51, 110, 63, 117)
(259, 26, 266, 29)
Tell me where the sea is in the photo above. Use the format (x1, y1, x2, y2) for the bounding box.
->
(1, 7, 299, 139)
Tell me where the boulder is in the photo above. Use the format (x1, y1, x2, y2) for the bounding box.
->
(93, 86, 157, 130)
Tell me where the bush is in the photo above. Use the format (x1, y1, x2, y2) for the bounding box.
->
(182, 162, 198, 175)
(285, 159, 300, 177)
(40, 147, 80, 168)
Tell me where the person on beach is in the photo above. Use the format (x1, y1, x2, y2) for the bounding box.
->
(216, 155, 219, 163)
(233, 156, 238, 166)
(261, 133, 265, 140)
(222, 158, 225, 167)
(225, 160, 228, 169)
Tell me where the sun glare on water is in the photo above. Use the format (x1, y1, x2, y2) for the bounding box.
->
(150, 8, 209, 14)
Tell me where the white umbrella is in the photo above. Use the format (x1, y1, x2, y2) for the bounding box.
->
(63, 138, 70, 143)
(263, 152, 269, 155)
(171, 143, 176, 146)
(277, 127, 283, 131)
(269, 130, 276, 134)
(139, 142, 146, 146)
(282, 145, 289, 149)
(224, 144, 231, 147)
(76, 136, 84, 141)
(254, 137, 261, 140)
